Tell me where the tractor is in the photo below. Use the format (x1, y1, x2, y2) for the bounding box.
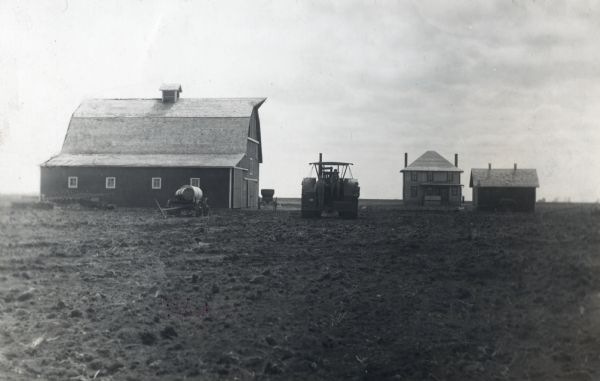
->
(301, 153, 360, 219)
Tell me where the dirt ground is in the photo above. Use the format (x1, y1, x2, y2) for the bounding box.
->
(1, 200, 600, 380)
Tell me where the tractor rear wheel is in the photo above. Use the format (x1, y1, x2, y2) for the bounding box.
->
(339, 199, 359, 219)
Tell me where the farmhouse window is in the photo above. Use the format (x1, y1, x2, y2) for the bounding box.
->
(427, 172, 433, 182)
(410, 186, 418, 198)
(411, 172, 418, 182)
(451, 187, 458, 196)
(105, 177, 116, 189)
(190, 178, 200, 188)
(152, 177, 162, 189)
(68, 176, 78, 189)
(249, 157, 254, 175)
(433, 172, 448, 182)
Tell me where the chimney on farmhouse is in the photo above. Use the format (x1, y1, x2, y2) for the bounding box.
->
(488, 163, 492, 170)
(404, 152, 408, 168)
(514, 163, 517, 170)
(159, 83, 182, 103)
(454, 153, 458, 167)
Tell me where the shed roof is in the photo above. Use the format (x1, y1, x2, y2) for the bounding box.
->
(42, 97, 266, 168)
(469, 168, 539, 188)
(400, 151, 462, 172)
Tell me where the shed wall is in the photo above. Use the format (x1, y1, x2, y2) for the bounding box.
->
(472, 187, 536, 212)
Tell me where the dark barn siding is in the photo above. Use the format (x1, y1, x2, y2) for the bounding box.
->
(247, 180, 258, 208)
(232, 168, 245, 208)
(41, 167, 231, 208)
(473, 187, 536, 212)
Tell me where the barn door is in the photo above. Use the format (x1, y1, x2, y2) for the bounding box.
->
(242, 179, 248, 208)
(246, 180, 258, 208)
(246, 180, 249, 208)
(249, 182, 256, 208)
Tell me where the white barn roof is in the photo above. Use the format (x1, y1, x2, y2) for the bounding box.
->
(72, 98, 265, 118)
(43, 98, 266, 168)
(44, 153, 246, 168)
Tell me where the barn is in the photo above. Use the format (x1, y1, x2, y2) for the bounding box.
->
(469, 164, 539, 212)
(400, 151, 463, 207)
(40, 84, 266, 209)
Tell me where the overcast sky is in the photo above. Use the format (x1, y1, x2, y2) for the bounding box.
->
(1, 0, 599, 201)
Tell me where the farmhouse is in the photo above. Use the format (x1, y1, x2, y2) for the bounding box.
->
(400, 151, 463, 206)
(40, 84, 266, 208)
(470, 164, 539, 212)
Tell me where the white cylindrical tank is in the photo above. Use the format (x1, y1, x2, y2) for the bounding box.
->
(175, 185, 203, 202)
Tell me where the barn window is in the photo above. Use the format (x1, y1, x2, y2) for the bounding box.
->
(152, 177, 162, 189)
(190, 178, 200, 188)
(249, 157, 254, 175)
(411, 172, 418, 182)
(68, 176, 78, 189)
(410, 186, 417, 198)
(105, 177, 116, 189)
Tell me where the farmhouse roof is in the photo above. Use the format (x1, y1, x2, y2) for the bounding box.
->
(469, 168, 539, 188)
(400, 151, 462, 172)
(42, 97, 266, 168)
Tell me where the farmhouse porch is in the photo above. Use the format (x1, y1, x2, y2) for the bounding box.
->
(417, 183, 463, 206)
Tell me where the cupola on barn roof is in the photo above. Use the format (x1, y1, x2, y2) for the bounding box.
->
(159, 83, 182, 92)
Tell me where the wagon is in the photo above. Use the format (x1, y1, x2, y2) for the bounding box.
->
(155, 185, 209, 217)
(259, 189, 277, 210)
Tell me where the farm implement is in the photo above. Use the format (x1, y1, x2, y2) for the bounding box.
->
(156, 185, 209, 217)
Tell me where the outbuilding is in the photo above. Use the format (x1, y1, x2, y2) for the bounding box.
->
(40, 84, 266, 208)
(469, 164, 539, 212)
